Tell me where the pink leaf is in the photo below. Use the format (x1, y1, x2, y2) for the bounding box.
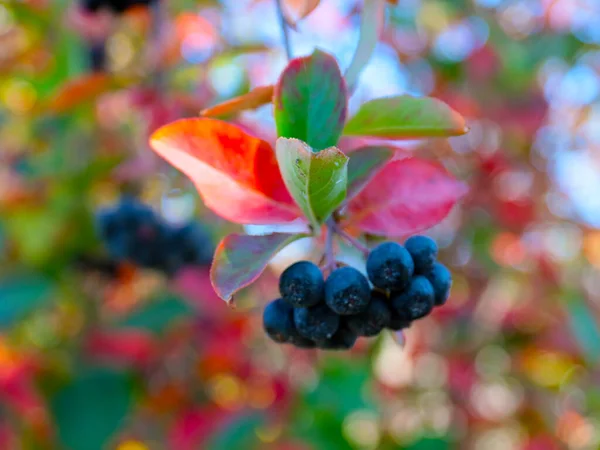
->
(346, 158, 467, 236)
(211, 232, 305, 303)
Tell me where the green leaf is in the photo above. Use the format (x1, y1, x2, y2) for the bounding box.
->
(292, 358, 374, 450)
(211, 232, 305, 303)
(343, 95, 468, 139)
(118, 294, 193, 335)
(51, 368, 133, 450)
(4, 207, 66, 266)
(565, 292, 600, 366)
(344, 0, 387, 89)
(346, 146, 394, 199)
(276, 137, 348, 231)
(274, 49, 347, 150)
(406, 438, 451, 450)
(0, 274, 54, 329)
(206, 413, 264, 450)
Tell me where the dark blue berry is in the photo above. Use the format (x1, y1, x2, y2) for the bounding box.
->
(366, 242, 414, 291)
(316, 324, 357, 350)
(289, 335, 317, 348)
(81, 0, 104, 12)
(425, 262, 452, 306)
(82, 0, 156, 14)
(405, 235, 438, 274)
(324, 267, 371, 315)
(293, 303, 340, 341)
(346, 292, 391, 337)
(97, 198, 213, 275)
(388, 313, 411, 331)
(263, 299, 296, 343)
(391, 276, 434, 320)
(169, 222, 213, 266)
(89, 42, 106, 72)
(279, 261, 324, 308)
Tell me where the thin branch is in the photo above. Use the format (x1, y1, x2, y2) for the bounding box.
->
(150, 0, 166, 89)
(274, 0, 293, 60)
(323, 219, 337, 275)
(332, 224, 370, 257)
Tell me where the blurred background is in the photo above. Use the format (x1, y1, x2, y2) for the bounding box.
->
(1, 0, 600, 448)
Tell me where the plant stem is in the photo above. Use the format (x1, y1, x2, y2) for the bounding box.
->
(274, 0, 293, 60)
(333, 224, 370, 257)
(150, 0, 166, 89)
(324, 219, 336, 274)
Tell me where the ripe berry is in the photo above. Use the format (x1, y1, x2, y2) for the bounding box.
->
(81, 0, 156, 14)
(324, 267, 370, 315)
(279, 261, 324, 308)
(293, 303, 340, 341)
(391, 276, 434, 320)
(405, 235, 438, 273)
(263, 299, 296, 343)
(366, 242, 414, 291)
(289, 335, 317, 348)
(89, 42, 106, 72)
(316, 324, 357, 350)
(96, 198, 212, 275)
(346, 292, 391, 337)
(425, 262, 452, 306)
(388, 314, 411, 331)
(169, 223, 213, 266)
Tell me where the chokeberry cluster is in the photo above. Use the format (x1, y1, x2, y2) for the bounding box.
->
(96, 197, 213, 275)
(81, 0, 157, 14)
(263, 236, 452, 351)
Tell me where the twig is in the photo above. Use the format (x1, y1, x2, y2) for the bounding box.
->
(323, 219, 337, 275)
(150, 0, 166, 89)
(274, 0, 293, 60)
(333, 224, 370, 257)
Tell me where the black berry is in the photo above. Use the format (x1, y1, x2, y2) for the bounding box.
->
(316, 324, 357, 350)
(366, 242, 414, 291)
(167, 222, 213, 268)
(279, 261, 324, 308)
(289, 334, 317, 348)
(391, 276, 434, 320)
(388, 314, 411, 331)
(405, 235, 438, 273)
(293, 303, 340, 341)
(81, 0, 157, 14)
(425, 262, 452, 306)
(346, 292, 391, 337)
(324, 267, 371, 315)
(96, 198, 212, 275)
(263, 299, 296, 343)
(88, 42, 106, 72)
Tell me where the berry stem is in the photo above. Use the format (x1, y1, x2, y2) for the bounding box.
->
(323, 218, 336, 274)
(274, 0, 293, 60)
(150, 1, 167, 89)
(333, 224, 370, 257)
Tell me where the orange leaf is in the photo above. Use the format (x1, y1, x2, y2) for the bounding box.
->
(149, 118, 299, 224)
(200, 85, 274, 118)
(47, 73, 111, 113)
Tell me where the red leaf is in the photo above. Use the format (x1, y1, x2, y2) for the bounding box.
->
(169, 407, 231, 450)
(150, 118, 299, 224)
(346, 158, 467, 236)
(86, 329, 156, 368)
